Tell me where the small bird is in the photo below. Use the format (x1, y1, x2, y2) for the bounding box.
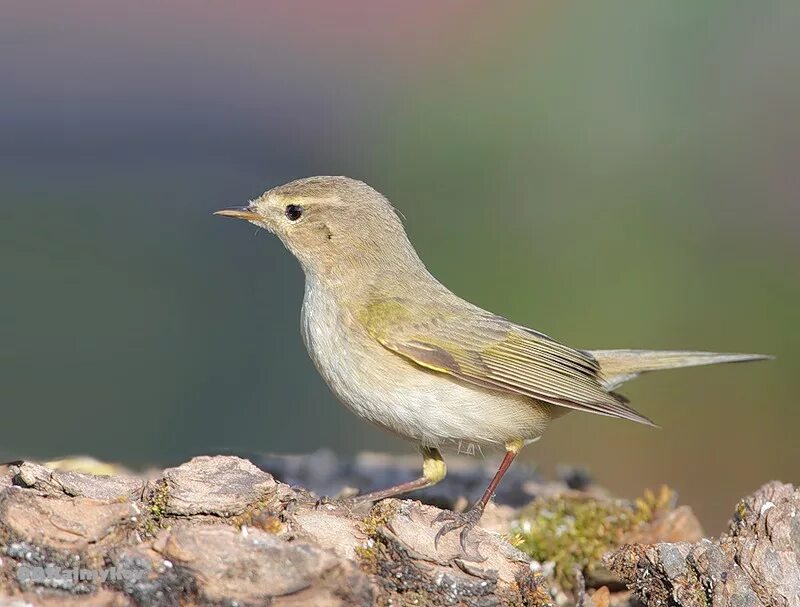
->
(215, 176, 768, 549)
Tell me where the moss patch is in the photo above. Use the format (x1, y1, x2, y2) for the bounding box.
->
(355, 501, 400, 569)
(359, 500, 399, 537)
(141, 479, 170, 536)
(510, 486, 674, 588)
(230, 492, 281, 532)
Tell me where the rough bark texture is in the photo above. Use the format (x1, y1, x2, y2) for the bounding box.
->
(0, 454, 795, 607)
(607, 481, 800, 607)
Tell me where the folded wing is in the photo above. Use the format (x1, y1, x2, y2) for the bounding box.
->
(361, 298, 656, 426)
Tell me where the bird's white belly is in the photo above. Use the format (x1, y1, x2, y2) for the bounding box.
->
(300, 283, 552, 450)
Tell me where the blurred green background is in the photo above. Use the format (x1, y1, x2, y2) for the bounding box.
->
(1, 1, 797, 531)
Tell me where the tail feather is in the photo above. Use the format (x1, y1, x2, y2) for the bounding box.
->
(589, 349, 772, 390)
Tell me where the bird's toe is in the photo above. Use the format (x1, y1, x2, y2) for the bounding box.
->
(432, 507, 485, 561)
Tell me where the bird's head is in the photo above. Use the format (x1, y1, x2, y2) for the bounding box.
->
(215, 176, 423, 283)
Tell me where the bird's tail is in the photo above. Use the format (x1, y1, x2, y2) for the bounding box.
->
(589, 349, 772, 390)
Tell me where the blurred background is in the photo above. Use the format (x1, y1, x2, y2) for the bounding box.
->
(1, 1, 797, 532)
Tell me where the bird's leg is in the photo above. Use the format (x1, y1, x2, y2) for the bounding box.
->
(433, 440, 523, 555)
(354, 447, 446, 503)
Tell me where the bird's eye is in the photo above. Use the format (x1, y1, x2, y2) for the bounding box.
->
(285, 204, 303, 221)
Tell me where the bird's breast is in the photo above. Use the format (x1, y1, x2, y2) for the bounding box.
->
(300, 282, 406, 423)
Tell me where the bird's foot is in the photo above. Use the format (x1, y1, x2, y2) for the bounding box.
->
(432, 507, 486, 561)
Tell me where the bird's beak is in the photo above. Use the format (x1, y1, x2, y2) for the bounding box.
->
(213, 207, 262, 221)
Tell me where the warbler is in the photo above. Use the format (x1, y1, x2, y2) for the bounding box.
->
(216, 176, 768, 548)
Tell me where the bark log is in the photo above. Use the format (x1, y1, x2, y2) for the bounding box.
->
(0, 455, 794, 607)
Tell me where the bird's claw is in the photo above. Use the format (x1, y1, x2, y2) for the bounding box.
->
(432, 508, 486, 561)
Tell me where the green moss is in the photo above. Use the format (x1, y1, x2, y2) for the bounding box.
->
(230, 492, 281, 531)
(359, 500, 399, 537)
(149, 480, 169, 519)
(355, 501, 399, 571)
(734, 499, 748, 524)
(354, 542, 378, 566)
(510, 486, 674, 588)
(139, 479, 170, 536)
(694, 584, 711, 607)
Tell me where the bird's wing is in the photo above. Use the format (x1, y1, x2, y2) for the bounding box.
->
(360, 298, 656, 426)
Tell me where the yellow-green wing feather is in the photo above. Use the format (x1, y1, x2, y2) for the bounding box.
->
(360, 298, 656, 426)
